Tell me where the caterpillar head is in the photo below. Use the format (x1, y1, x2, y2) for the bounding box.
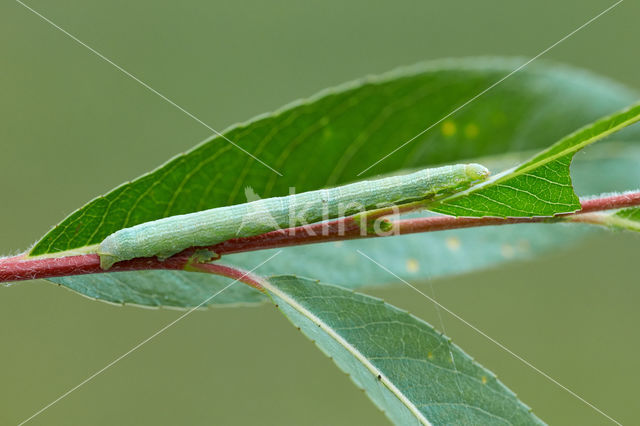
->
(464, 163, 490, 181)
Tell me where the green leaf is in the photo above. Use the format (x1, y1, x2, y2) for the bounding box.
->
(265, 275, 544, 425)
(432, 103, 640, 217)
(51, 269, 266, 307)
(29, 58, 638, 257)
(614, 207, 640, 229)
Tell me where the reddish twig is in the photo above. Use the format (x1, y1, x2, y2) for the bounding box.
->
(1, 191, 638, 283)
(0, 251, 266, 291)
(577, 191, 640, 213)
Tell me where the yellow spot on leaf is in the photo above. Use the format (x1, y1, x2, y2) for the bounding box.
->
(427, 352, 433, 360)
(441, 120, 457, 137)
(482, 376, 488, 384)
(445, 237, 461, 251)
(464, 123, 479, 139)
(406, 258, 419, 273)
(501, 243, 515, 259)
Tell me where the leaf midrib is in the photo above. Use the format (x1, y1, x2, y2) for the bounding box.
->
(264, 279, 432, 425)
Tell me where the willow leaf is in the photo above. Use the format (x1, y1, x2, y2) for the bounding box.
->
(29, 58, 638, 257)
(266, 275, 544, 425)
(433, 103, 640, 217)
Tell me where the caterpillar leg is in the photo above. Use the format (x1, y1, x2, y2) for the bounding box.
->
(189, 249, 220, 264)
(97, 237, 122, 270)
(98, 254, 119, 270)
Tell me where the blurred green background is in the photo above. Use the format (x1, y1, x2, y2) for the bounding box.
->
(1, 1, 639, 424)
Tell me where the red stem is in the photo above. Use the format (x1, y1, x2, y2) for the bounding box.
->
(1, 192, 638, 283)
(577, 191, 640, 212)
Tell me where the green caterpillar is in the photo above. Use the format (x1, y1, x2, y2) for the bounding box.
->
(98, 163, 489, 269)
